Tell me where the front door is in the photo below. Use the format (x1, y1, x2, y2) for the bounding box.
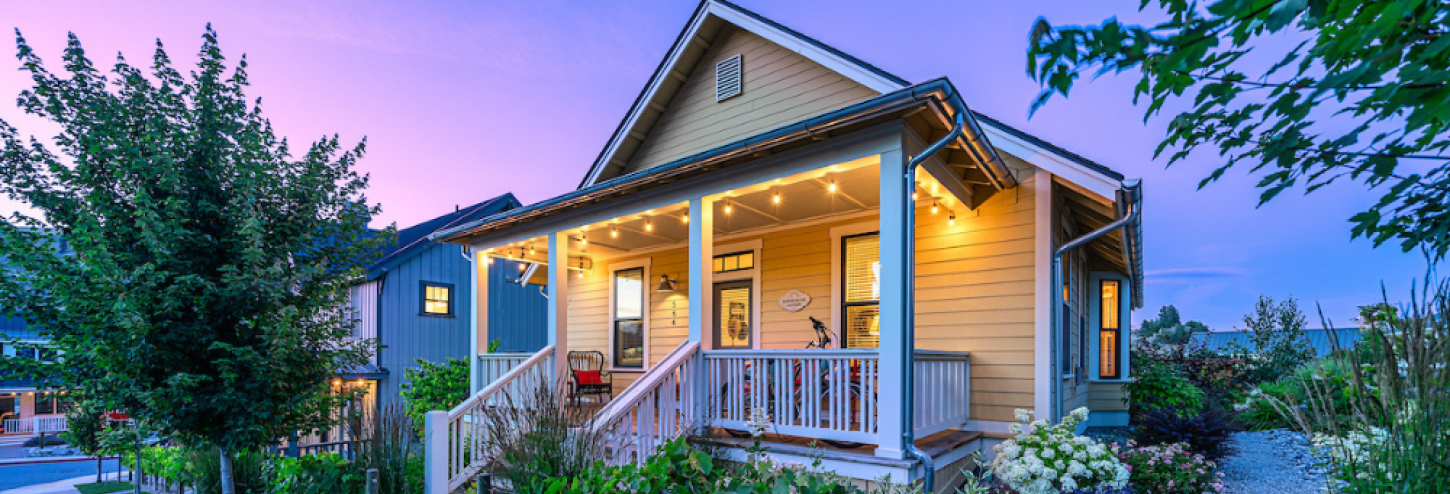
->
(713, 280, 752, 349)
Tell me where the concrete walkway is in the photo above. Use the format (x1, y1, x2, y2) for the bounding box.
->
(0, 474, 91, 494)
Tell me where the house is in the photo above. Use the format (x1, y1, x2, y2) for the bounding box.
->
(0, 237, 71, 436)
(420, 1, 1144, 492)
(1193, 328, 1362, 357)
(343, 193, 548, 409)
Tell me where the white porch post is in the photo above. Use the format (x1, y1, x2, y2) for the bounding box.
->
(875, 148, 908, 459)
(688, 197, 715, 346)
(469, 249, 486, 395)
(548, 232, 570, 386)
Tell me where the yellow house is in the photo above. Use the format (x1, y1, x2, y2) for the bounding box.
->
(423, 1, 1143, 491)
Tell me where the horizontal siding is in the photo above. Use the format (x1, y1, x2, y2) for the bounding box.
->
(623, 25, 879, 173)
(1089, 382, 1129, 412)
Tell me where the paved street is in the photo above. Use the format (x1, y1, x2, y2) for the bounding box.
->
(0, 460, 120, 492)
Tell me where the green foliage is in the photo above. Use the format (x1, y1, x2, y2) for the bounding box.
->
(1116, 442, 1224, 494)
(0, 26, 390, 492)
(487, 338, 502, 353)
(1137, 305, 1210, 345)
(1028, 1, 1450, 258)
(1230, 295, 1315, 384)
(399, 357, 469, 433)
(1132, 406, 1238, 460)
(183, 448, 268, 494)
(265, 453, 363, 494)
(483, 382, 606, 494)
(349, 404, 423, 494)
(62, 401, 106, 458)
(74, 482, 134, 494)
(1125, 348, 1204, 417)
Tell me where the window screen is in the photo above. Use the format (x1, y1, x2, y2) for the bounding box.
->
(613, 268, 645, 368)
(843, 233, 881, 349)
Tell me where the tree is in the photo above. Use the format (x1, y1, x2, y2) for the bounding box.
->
(62, 400, 107, 483)
(1028, 1, 1450, 258)
(1232, 295, 1313, 384)
(0, 27, 389, 494)
(1137, 305, 1210, 345)
(399, 358, 469, 435)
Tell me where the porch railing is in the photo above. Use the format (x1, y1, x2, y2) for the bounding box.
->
(704, 349, 880, 445)
(912, 350, 971, 438)
(3, 416, 67, 435)
(425, 345, 555, 494)
(476, 352, 534, 390)
(590, 341, 701, 465)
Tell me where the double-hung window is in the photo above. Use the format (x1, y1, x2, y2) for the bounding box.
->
(420, 282, 454, 316)
(842, 233, 881, 349)
(1099, 280, 1122, 379)
(613, 268, 645, 368)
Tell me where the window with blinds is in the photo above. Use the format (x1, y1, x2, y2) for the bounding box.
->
(421, 282, 453, 316)
(843, 233, 881, 349)
(613, 268, 645, 368)
(1099, 280, 1122, 379)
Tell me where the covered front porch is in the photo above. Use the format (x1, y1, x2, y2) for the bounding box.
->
(424, 110, 1026, 492)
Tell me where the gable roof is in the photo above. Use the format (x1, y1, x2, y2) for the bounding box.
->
(367, 193, 521, 279)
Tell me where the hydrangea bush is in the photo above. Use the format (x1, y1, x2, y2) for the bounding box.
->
(1312, 427, 1399, 487)
(1115, 441, 1223, 494)
(990, 407, 1129, 494)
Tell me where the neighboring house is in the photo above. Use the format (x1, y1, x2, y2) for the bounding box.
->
(344, 193, 548, 410)
(422, 1, 1144, 491)
(0, 315, 69, 435)
(1193, 328, 1363, 357)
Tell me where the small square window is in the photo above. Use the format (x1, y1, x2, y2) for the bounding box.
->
(421, 282, 454, 316)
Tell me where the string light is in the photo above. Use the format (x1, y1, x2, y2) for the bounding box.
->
(682, 214, 689, 224)
(579, 233, 587, 246)
(528, 244, 535, 256)
(948, 212, 956, 226)
(827, 180, 838, 193)
(645, 219, 654, 232)
(484, 256, 493, 265)
(610, 225, 619, 238)
(931, 199, 940, 215)
(772, 188, 782, 204)
(912, 181, 920, 201)
(724, 202, 733, 215)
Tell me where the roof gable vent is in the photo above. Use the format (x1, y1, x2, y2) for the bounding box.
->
(715, 54, 743, 102)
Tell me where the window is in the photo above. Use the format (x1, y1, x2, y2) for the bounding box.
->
(1099, 280, 1122, 379)
(712, 251, 754, 273)
(842, 233, 881, 349)
(613, 268, 645, 368)
(420, 282, 453, 316)
(35, 394, 54, 414)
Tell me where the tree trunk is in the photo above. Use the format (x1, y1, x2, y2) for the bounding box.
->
(96, 457, 102, 483)
(218, 446, 235, 494)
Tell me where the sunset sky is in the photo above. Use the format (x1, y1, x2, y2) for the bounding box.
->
(1, 0, 1427, 329)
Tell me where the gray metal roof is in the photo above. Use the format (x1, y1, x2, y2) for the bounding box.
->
(1193, 328, 1363, 357)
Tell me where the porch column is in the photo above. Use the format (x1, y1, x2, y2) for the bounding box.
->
(875, 148, 908, 460)
(470, 249, 487, 394)
(687, 197, 714, 346)
(548, 232, 570, 386)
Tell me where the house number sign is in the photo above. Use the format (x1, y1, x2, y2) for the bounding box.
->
(778, 290, 811, 312)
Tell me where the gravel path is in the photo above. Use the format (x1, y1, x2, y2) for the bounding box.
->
(1218, 429, 1327, 494)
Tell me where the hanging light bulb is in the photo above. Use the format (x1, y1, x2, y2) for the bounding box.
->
(827, 180, 838, 193)
(645, 219, 654, 232)
(610, 225, 619, 238)
(948, 212, 956, 226)
(580, 234, 588, 246)
(724, 202, 733, 215)
(912, 181, 920, 201)
(772, 188, 782, 204)
(682, 213, 689, 224)
(931, 199, 940, 215)
(528, 244, 535, 256)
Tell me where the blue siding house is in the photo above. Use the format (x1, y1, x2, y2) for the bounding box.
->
(354, 194, 547, 406)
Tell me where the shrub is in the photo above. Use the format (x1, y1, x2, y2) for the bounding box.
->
(1116, 441, 1224, 494)
(185, 447, 268, 494)
(1232, 381, 1296, 430)
(349, 404, 422, 494)
(1124, 350, 1203, 417)
(483, 381, 607, 494)
(399, 357, 469, 434)
(1132, 407, 1237, 460)
(1226, 295, 1314, 385)
(265, 453, 364, 494)
(24, 434, 67, 447)
(989, 407, 1129, 494)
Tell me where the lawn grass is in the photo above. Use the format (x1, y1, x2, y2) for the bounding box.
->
(74, 481, 134, 494)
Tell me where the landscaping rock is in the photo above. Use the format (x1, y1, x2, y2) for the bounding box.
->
(1218, 429, 1326, 494)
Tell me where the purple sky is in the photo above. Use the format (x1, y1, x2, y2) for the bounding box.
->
(2, 0, 1427, 329)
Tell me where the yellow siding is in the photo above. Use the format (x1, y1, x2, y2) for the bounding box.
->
(913, 173, 1042, 423)
(622, 25, 880, 174)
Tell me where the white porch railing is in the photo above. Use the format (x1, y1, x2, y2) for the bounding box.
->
(476, 352, 533, 390)
(590, 341, 701, 466)
(3, 416, 67, 435)
(426, 345, 555, 494)
(912, 351, 971, 438)
(704, 349, 880, 445)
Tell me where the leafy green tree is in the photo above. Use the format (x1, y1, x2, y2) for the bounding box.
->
(1232, 295, 1314, 384)
(62, 400, 108, 482)
(400, 358, 469, 434)
(1028, 1, 1450, 257)
(0, 27, 388, 494)
(1137, 305, 1210, 345)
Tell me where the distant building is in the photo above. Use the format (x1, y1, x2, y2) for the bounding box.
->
(1193, 328, 1363, 357)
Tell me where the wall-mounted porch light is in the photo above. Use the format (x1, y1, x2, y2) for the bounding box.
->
(656, 274, 677, 293)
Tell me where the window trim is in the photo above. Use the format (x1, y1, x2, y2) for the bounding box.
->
(830, 222, 879, 347)
(838, 229, 883, 349)
(1089, 272, 1130, 382)
(607, 258, 651, 371)
(419, 281, 455, 317)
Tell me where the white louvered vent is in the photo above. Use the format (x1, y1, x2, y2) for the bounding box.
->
(715, 54, 743, 102)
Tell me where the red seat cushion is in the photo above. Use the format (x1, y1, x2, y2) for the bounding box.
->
(574, 370, 603, 385)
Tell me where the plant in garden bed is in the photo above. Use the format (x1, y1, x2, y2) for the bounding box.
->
(265, 453, 365, 494)
(1115, 441, 1223, 494)
(482, 381, 607, 494)
(399, 357, 469, 435)
(1132, 407, 1237, 460)
(1124, 345, 1203, 419)
(989, 407, 1128, 494)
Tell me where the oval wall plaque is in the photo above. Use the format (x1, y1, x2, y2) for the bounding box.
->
(778, 290, 811, 312)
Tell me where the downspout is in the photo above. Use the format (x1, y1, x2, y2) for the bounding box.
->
(899, 112, 966, 491)
(1048, 180, 1141, 422)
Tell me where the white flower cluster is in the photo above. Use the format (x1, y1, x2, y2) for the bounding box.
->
(1312, 427, 1399, 483)
(747, 406, 772, 438)
(990, 407, 1129, 494)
